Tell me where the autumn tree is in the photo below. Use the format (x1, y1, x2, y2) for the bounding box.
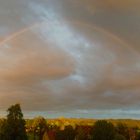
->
(135, 132, 140, 140)
(114, 134, 126, 140)
(0, 119, 7, 140)
(116, 123, 130, 140)
(76, 126, 87, 140)
(32, 116, 47, 140)
(64, 125, 76, 140)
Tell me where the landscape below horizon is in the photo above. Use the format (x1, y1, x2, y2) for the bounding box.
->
(0, 0, 140, 119)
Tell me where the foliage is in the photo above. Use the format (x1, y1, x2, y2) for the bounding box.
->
(63, 125, 76, 140)
(55, 129, 64, 140)
(2, 110, 140, 140)
(116, 123, 130, 140)
(2, 104, 27, 140)
(32, 116, 47, 140)
(135, 132, 140, 140)
(76, 126, 88, 140)
(0, 119, 7, 139)
(91, 120, 116, 140)
(55, 125, 76, 140)
(114, 134, 126, 140)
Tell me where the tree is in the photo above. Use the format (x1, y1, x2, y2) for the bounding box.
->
(91, 120, 115, 140)
(5, 104, 27, 140)
(135, 132, 140, 140)
(32, 116, 47, 140)
(63, 125, 76, 140)
(116, 123, 130, 140)
(0, 119, 7, 140)
(55, 125, 76, 140)
(55, 129, 65, 140)
(76, 126, 87, 140)
(114, 134, 126, 140)
(42, 131, 50, 140)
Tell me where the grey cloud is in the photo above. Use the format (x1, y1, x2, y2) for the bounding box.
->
(0, 29, 75, 83)
(0, 0, 140, 118)
(0, 20, 140, 112)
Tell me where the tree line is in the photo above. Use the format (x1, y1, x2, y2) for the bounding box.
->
(0, 104, 140, 140)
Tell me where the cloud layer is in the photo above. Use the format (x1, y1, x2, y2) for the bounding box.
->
(0, 20, 140, 111)
(0, 0, 140, 118)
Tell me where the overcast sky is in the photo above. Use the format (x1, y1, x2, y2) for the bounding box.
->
(0, 0, 140, 118)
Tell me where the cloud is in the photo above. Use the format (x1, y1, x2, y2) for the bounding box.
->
(0, 0, 140, 119)
(0, 28, 75, 83)
(69, 0, 140, 12)
(0, 19, 140, 112)
(96, 0, 140, 11)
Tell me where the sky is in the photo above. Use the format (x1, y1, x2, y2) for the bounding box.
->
(0, 0, 140, 119)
